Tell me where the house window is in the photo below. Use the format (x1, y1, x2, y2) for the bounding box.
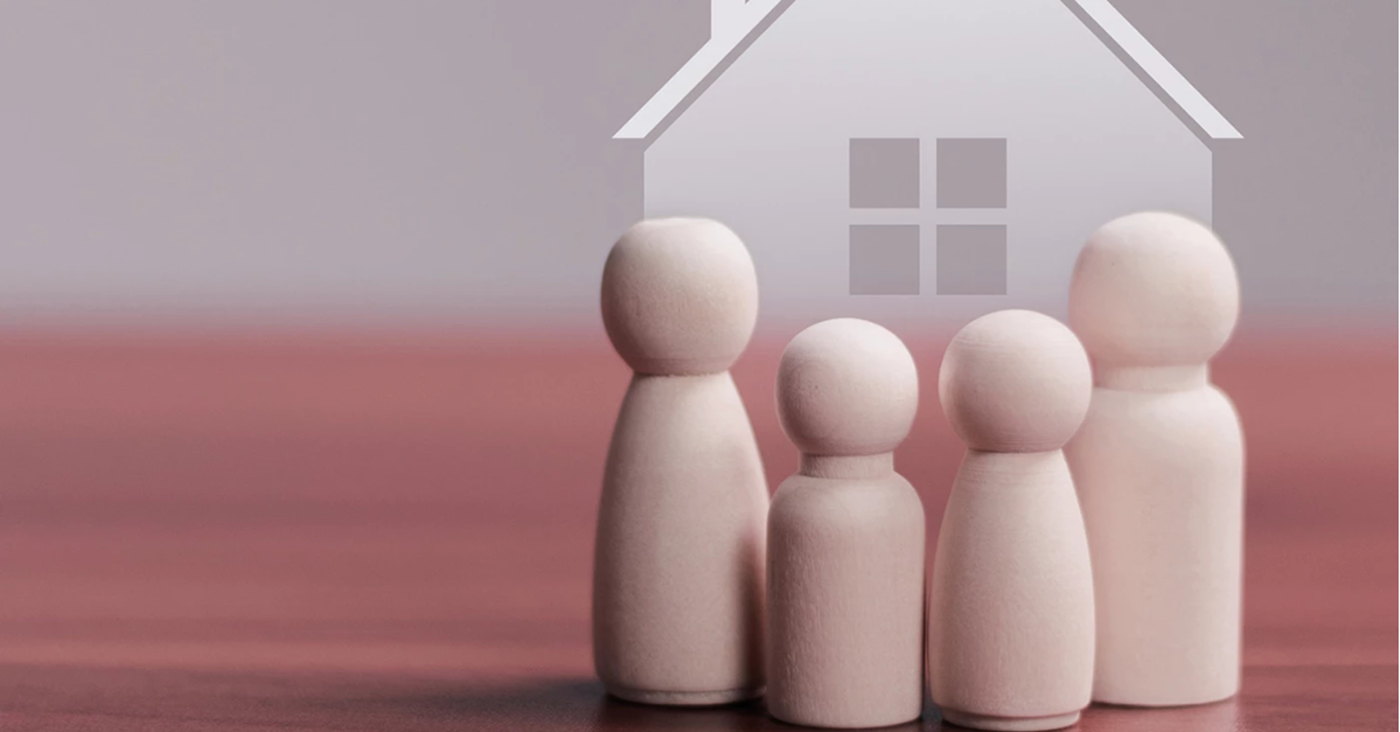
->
(936, 138, 1008, 295)
(847, 136, 1008, 295)
(850, 224, 920, 295)
(848, 138, 920, 294)
(936, 224, 1007, 295)
(849, 138, 920, 208)
(936, 138, 1007, 209)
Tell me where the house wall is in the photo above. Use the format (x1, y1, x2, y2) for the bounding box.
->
(644, 0, 1212, 329)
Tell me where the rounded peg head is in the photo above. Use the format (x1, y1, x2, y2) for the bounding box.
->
(601, 218, 759, 375)
(777, 318, 919, 457)
(939, 309, 1091, 453)
(1069, 211, 1240, 368)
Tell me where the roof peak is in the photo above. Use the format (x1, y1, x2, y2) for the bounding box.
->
(613, 0, 1240, 143)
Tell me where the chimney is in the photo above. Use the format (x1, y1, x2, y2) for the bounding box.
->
(711, 0, 749, 40)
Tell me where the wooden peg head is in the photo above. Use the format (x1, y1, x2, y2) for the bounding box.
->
(601, 218, 759, 375)
(1069, 211, 1240, 368)
(939, 309, 1091, 453)
(777, 318, 919, 457)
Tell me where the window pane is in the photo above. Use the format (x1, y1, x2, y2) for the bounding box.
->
(936, 138, 1006, 209)
(850, 224, 920, 295)
(849, 138, 920, 209)
(936, 224, 1006, 295)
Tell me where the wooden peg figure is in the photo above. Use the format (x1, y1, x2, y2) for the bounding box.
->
(593, 218, 769, 705)
(1066, 211, 1244, 706)
(767, 318, 925, 729)
(928, 309, 1095, 732)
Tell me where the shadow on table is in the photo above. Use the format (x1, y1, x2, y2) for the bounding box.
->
(357, 677, 940, 731)
(392, 679, 1257, 731)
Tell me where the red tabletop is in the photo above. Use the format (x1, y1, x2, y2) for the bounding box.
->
(0, 329, 1393, 730)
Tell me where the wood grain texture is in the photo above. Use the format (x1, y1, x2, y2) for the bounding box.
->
(0, 330, 1393, 730)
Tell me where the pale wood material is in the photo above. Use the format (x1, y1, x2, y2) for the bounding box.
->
(593, 219, 769, 705)
(775, 318, 920, 457)
(767, 319, 925, 728)
(929, 310, 1095, 731)
(937, 312, 1092, 453)
(600, 217, 758, 377)
(1066, 211, 1245, 706)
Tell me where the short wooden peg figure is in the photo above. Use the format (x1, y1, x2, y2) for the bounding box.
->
(767, 318, 925, 729)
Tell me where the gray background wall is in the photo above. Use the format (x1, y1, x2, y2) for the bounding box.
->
(0, 1, 1393, 330)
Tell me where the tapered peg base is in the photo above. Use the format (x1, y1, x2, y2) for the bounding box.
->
(940, 709, 1081, 731)
(604, 683, 763, 707)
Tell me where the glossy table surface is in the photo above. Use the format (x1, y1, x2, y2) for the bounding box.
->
(0, 329, 1393, 730)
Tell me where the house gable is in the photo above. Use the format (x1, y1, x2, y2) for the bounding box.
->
(614, 0, 1239, 144)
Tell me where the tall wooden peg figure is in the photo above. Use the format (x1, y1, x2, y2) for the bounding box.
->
(929, 309, 1095, 732)
(594, 218, 769, 705)
(767, 318, 925, 729)
(1066, 211, 1244, 706)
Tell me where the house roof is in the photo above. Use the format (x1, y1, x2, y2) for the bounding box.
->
(613, 0, 1241, 142)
